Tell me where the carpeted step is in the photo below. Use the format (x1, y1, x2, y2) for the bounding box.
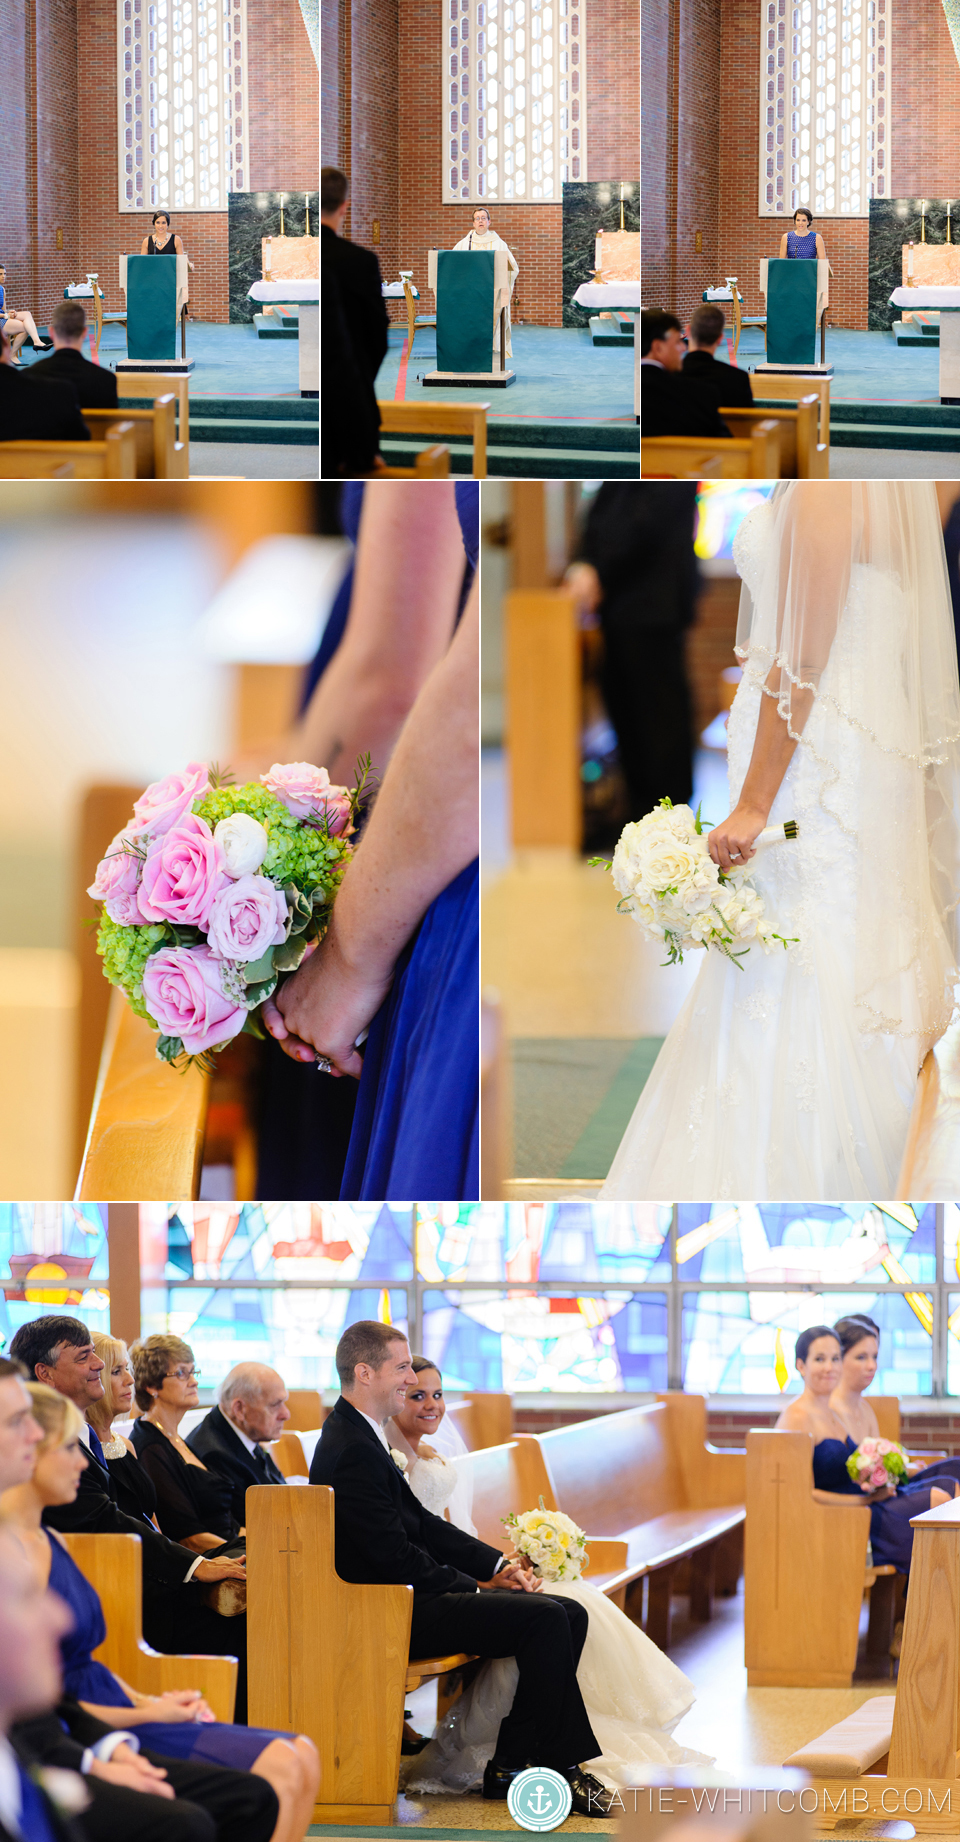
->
(380, 434, 639, 477)
(830, 422, 960, 450)
(182, 395, 318, 445)
(253, 311, 299, 339)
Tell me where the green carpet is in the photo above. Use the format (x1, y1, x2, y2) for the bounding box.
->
(511, 1038, 663, 1180)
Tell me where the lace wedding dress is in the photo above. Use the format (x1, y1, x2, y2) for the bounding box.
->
(399, 1448, 710, 1793)
(601, 482, 960, 1201)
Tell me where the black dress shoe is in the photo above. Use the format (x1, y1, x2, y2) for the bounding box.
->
(482, 1759, 532, 1800)
(562, 1769, 617, 1817)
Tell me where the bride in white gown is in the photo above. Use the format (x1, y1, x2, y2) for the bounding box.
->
(387, 1361, 710, 1794)
(601, 481, 960, 1201)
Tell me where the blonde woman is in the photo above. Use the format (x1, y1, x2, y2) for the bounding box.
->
(0, 1384, 319, 1842)
(89, 1331, 163, 1530)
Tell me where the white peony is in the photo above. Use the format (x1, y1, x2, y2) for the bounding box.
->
(214, 812, 270, 877)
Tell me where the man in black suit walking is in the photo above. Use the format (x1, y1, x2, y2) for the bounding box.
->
(27, 303, 119, 412)
(681, 304, 754, 412)
(321, 167, 389, 474)
(310, 1321, 613, 1816)
(187, 1364, 290, 1527)
(0, 328, 90, 442)
(640, 309, 730, 440)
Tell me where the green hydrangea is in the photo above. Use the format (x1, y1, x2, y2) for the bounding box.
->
(193, 784, 352, 898)
(97, 916, 168, 1023)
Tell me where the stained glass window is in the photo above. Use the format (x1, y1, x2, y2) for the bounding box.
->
(118, 0, 249, 212)
(676, 1203, 936, 1286)
(682, 1290, 933, 1396)
(0, 1205, 110, 1353)
(441, 0, 585, 203)
(758, 0, 890, 219)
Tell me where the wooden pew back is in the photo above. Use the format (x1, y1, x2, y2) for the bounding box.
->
(62, 1530, 237, 1719)
(0, 423, 137, 478)
(377, 400, 488, 478)
(641, 420, 781, 478)
(453, 1438, 556, 1549)
(655, 1391, 746, 1507)
(749, 371, 831, 458)
(117, 371, 190, 443)
(283, 1389, 325, 1432)
(717, 397, 827, 478)
(524, 1401, 686, 1532)
(75, 985, 209, 1199)
(745, 1428, 869, 1687)
(444, 1392, 513, 1451)
(268, 1431, 309, 1476)
(82, 397, 187, 478)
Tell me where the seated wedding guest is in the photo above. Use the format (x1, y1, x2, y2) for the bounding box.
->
(87, 1335, 161, 1529)
(640, 310, 730, 440)
(1, 1385, 318, 1842)
(776, 1324, 958, 1579)
(8, 1321, 249, 1721)
(0, 265, 53, 364)
(186, 1367, 290, 1528)
(0, 327, 89, 441)
(129, 1341, 243, 1553)
(681, 304, 754, 410)
(0, 1518, 90, 1842)
(0, 1355, 279, 1842)
(27, 303, 119, 411)
(310, 1320, 615, 1816)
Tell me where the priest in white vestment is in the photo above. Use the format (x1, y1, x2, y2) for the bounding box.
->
(452, 208, 519, 357)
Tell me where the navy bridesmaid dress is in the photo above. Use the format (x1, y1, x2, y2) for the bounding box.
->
(256, 482, 479, 1201)
(812, 1435, 960, 1572)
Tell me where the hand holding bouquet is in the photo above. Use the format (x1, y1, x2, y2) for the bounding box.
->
(502, 1498, 588, 1583)
(845, 1437, 909, 1493)
(593, 797, 798, 968)
(88, 758, 371, 1068)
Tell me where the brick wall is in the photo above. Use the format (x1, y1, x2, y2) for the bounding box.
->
(515, 1401, 960, 1455)
(0, 0, 316, 325)
(349, 0, 399, 315)
(890, 3, 960, 197)
(321, 0, 342, 163)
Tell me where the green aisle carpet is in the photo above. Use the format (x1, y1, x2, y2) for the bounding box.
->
(511, 1038, 664, 1180)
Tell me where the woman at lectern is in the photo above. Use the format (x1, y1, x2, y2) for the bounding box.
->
(778, 206, 827, 262)
(141, 210, 195, 312)
(452, 206, 519, 357)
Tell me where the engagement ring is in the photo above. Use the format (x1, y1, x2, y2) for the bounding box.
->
(315, 1054, 334, 1074)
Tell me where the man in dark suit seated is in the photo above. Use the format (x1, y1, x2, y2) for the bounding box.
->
(640, 309, 730, 440)
(0, 1355, 280, 1842)
(682, 304, 754, 412)
(321, 166, 389, 474)
(310, 1320, 613, 1817)
(187, 1364, 290, 1527)
(0, 327, 90, 442)
(8, 1320, 250, 1720)
(27, 302, 119, 411)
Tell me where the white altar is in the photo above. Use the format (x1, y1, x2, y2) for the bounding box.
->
(573, 280, 642, 418)
(890, 286, 960, 400)
(249, 279, 318, 395)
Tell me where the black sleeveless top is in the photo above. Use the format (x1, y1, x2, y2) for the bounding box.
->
(146, 236, 177, 255)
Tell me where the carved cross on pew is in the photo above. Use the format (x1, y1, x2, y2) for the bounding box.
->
(769, 1462, 786, 1610)
(279, 1526, 301, 1726)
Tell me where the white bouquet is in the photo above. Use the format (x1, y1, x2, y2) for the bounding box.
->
(502, 1498, 588, 1583)
(594, 797, 798, 968)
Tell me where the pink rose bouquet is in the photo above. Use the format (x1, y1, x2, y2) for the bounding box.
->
(89, 756, 371, 1068)
(845, 1437, 909, 1492)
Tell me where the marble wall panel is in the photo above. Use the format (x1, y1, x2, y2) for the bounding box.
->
(868, 197, 960, 329)
(228, 189, 320, 322)
(562, 179, 640, 326)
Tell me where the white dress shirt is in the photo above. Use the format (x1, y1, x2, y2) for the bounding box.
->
(357, 1409, 392, 1453)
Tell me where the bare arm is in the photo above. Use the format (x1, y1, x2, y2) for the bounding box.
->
(709, 667, 798, 870)
(266, 573, 479, 1073)
(816, 235, 827, 260)
(779, 233, 788, 257)
(240, 482, 468, 786)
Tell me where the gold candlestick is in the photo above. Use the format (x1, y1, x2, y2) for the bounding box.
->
(279, 193, 285, 236)
(921, 199, 926, 243)
(305, 192, 310, 237)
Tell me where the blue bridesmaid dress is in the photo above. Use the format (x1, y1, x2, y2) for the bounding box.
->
(256, 482, 479, 1201)
(48, 1532, 292, 1761)
(812, 1436, 960, 1572)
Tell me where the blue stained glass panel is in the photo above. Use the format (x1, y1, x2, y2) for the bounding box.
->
(676, 1203, 935, 1286)
(0, 1204, 110, 1352)
(421, 1289, 667, 1393)
(141, 1282, 410, 1392)
(682, 1289, 934, 1396)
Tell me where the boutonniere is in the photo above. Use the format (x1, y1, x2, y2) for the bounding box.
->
(389, 1447, 409, 1475)
(30, 1766, 91, 1819)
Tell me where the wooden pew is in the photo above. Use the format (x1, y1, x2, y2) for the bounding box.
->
(455, 1438, 631, 1590)
(75, 986, 209, 1200)
(444, 1392, 513, 1451)
(745, 1428, 873, 1688)
(268, 1431, 309, 1477)
(83, 396, 188, 478)
(377, 400, 488, 478)
(62, 1530, 238, 1720)
(246, 1484, 474, 1823)
(519, 1402, 745, 1647)
(284, 1389, 325, 1433)
(750, 371, 831, 465)
(718, 397, 828, 478)
(116, 371, 190, 445)
(366, 443, 451, 478)
(0, 422, 137, 478)
(641, 420, 781, 479)
(0, 456, 74, 477)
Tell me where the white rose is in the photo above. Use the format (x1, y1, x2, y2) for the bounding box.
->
(214, 812, 270, 877)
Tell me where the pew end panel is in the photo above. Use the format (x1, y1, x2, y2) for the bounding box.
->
(76, 985, 209, 1200)
(745, 1429, 870, 1687)
(246, 1484, 473, 1823)
(268, 1431, 309, 1477)
(61, 1531, 238, 1720)
(444, 1392, 514, 1452)
(655, 1392, 746, 1508)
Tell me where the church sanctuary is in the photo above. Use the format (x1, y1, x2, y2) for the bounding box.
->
(0, 0, 318, 478)
(4, 1199, 960, 1841)
(642, 0, 960, 479)
(321, 0, 639, 477)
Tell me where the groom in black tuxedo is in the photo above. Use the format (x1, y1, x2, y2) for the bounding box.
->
(310, 1321, 612, 1816)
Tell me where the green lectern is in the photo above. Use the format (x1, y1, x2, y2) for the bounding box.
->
(116, 253, 192, 374)
(759, 257, 829, 366)
(423, 246, 515, 386)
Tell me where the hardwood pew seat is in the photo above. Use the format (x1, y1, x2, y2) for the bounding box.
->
(83, 396, 188, 478)
(62, 1530, 238, 1720)
(641, 420, 781, 478)
(0, 422, 137, 478)
(782, 1695, 895, 1776)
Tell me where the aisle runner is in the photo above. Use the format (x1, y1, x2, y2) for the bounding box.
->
(512, 1037, 663, 1180)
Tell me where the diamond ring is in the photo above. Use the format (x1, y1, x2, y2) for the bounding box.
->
(315, 1054, 334, 1074)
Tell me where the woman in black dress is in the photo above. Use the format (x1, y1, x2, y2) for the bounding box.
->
(139, 211, 194, 311)
(129, 1335, 243, 1551)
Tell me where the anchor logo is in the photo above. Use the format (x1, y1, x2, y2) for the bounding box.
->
(507, 1767, 573, 1831)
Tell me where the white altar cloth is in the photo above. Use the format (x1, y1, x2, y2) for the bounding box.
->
(573, 283, 642, 416)
(248, 280, 318, 394)
(890, 287, 960, 400)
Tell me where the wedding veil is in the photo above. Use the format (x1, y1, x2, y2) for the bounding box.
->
(734, 481, 960, 1049)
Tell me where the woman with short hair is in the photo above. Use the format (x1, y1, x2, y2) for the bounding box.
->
(129, 1335, 242, 1551)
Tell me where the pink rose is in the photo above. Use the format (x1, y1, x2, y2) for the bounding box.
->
(206, 874, 288, 964)
(138, 813, 228, 929)
(142, 945, 249, 1054)
(130, 762, 212, 838)
(261, 761, 352, 832)
(88, 831, 145, 925)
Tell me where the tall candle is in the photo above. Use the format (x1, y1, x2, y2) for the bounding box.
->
(907, 242, 914, 278)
